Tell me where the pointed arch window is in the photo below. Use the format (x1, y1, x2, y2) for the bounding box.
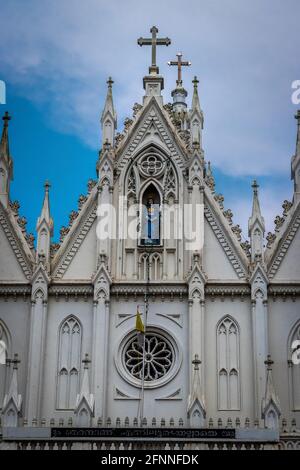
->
(56, 317, 82, 410)
(288, 322, 300, 410)
(0, 322, 10, 409)
(217, 317, 240, 410)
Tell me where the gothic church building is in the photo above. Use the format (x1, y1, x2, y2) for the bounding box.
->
(0, 28, 300, 449)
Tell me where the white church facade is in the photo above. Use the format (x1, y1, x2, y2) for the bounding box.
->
(0, 28, 300, 450)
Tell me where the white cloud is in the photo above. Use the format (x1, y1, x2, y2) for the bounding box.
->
(0, 0, 299, 178)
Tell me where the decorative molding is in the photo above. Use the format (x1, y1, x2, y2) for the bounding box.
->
(204, 205, 247, 279)
(113, 387, 140, 401)
(205, 285, 250, 296)
(116, 100, 187, 173)
(0, 205, 32, 280)
(0, 285, 31, 297)
(156, 313, 183, 328)
(111, 284, 188, 297)
(268, 211, 300, 279)
(268, 285, 300, 296)
(155, 388, 183, 401)
(49, 285, 93, 296)
(52, 203, 97, 279)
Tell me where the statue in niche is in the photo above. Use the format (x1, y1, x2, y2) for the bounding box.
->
(141, 193, 160, 245)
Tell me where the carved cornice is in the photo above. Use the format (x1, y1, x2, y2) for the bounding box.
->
(0, 205, 32, 280)
(268, 210, 300, 279)
(205, 285, 251, 296)
(49, 285, 93, 296)
(111, 284, 188, 297)
(204, 205, 247, 279)
(0, 285, 31, 297)
(268, 285, 300, 296)
(52, 202, 97, 279)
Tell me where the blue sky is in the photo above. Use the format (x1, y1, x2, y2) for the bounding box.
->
(0, 0, 299, 242)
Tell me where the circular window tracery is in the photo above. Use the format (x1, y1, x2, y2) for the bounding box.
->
(124, 333, 173, 381)
(139, 154, 165, 178)
(116, 328, 180, 389)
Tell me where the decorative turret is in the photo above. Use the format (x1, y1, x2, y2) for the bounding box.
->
(101, 77, 117, 147)
(291, 110, 300, 204)
(261, 355, 281, 429)
(74, 354, 94, 427)
(36, 181, 53, 264)
(189, 77, 204, 147)
(248, 180, 265, 263)
(0, 112, 13, 208)
(168, 52, 191, 115)
(2, 354, 22, 427)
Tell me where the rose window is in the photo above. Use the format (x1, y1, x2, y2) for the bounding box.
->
(124, 333, 174, 381)
(139, 154, 164, 178)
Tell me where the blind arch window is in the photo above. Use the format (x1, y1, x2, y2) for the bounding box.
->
(217, 316, 241, 410)
(56, 316, 82, 410)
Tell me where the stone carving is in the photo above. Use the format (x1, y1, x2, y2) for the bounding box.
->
(87, 179, 97, 194)
(231, 224, 242, 242)
(17, 216, 27, 232)
(223, 209, 233, 225)
(274, 215, 285, 231)
(132, 103, 142, 118)
(50, 243, 60, 258)
(282, 200, 293, 216)
(25, 233, 35, 249)
(214, 194, 224, 210)
(9, 200, 20, 215)
(78, 195, 88, 210)
(266, 232, 276, 248)
(60, 226, 70, 242)
(115, 132, 125, 147)
(69, 210, 79, 226)
(241, 240, 251, 257)
(124, 118, 133, 132)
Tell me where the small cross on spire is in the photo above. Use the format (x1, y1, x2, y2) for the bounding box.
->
(107, 77, 114, 89)
(82, 353, 91, 369)
(192, 354, 201, 371)
(44, 180, 51, 192)
(11, 353, 21, 370)
(264, 354, 274, 371)
(252, 179, 259, 194)
(168, 52, 191, 86)
(2, 111, 11, 128)
(138, 26, 171, 75)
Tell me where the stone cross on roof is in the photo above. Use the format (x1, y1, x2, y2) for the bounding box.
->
(168, 52, 191, 86)
(138, 26, 171, 75)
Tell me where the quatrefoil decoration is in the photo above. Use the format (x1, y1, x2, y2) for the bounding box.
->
(139, 154, 165, 178)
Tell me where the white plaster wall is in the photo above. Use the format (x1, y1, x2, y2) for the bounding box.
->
(0, 297, 30, 410)
(40, 297, 93, 420)
(106, 296, 189, 423)
(204, 297, 254, 420)
(268, 298, 300, 426)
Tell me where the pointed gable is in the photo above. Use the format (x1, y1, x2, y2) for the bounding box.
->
(267, 203, 300, 281)
(0, 203, 33, 281)
(52, 189, 98, 280)
(115, 97, 188, 172)
(203, 197, 248, 281)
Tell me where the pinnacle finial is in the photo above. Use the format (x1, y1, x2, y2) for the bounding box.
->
(107, 77, 113, 88)
(252, 179, 259, 194)
(264, 354, 274, 371)
(192, 354, 201, 371)
(2, 111, 11, 127)
(192, 76, 199, 88)
(44, 180, 51, 192)
(82, 353, 91, 369)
